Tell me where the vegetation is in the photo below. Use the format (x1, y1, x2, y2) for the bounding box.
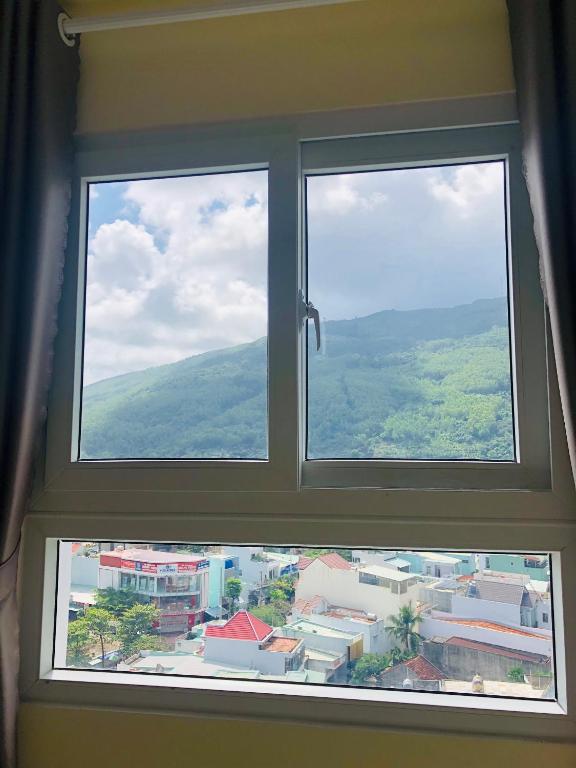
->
(507, 666, 526, 683)
(81, 298, 513, 461)
(66, 619, 92, 666)
(385, 604, 423, 655)
(350, 654, 391, 685)
(224, 578, 242, 617)
(116, 603, 160, 657)
(250, 604, 287, 627)
(95, 587, 142, 617)
(83, 607, 116, 666)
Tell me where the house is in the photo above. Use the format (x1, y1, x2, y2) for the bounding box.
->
(98, 549, 209, 632)
(290, 596, 389, 654)
(422, 636, 552, 683)
(296, 558, 420, 651)
(379, 655, 447, 692)
(223, 546, 298, 605)
(401, 552, 474, 578)
(478, 554, 550, 580)
(204, 611, 305, 676)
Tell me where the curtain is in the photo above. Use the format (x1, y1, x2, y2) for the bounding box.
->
(507, 0, 576, 480)
(0, 1, 78, 764)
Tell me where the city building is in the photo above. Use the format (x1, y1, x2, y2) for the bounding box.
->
(401, 552, 474, 578)
(98, 548, 209, 632)
(478, 554, 550, 579)
(204, 610, 305, 676)
(291, 596, 389, 654)
(223, 546, 299, 605)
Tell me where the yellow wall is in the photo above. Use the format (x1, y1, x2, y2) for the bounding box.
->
(18, 704, 576, 768)
(68, 0, 514, 134)
(22, 4, 565, 767)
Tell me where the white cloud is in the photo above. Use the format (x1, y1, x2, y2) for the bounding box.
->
(83, 172, 268, 384)
(428, 163, 503, 217)
(307, 174, 388, 216)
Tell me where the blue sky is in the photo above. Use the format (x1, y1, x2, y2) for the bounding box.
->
(83, 162, 507, 384)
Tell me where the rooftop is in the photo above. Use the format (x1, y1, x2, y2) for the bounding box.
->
(467, 577, 525, 606)
(404, 655, 448, 681)
(444, 636, 550, 664)
(286, 619, 360, 640)
(435, 617, 545, 638)
(262, 636, 301, 653)
(298, 553, 352, 571)
(359, 564, 417, 582)
(101, 548, 206, 564)
(292, 595, 326, 615)
(205, 611, 273, 641)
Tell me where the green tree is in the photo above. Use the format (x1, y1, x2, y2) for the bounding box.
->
(389, 646, 412, 665)
(66, 619, 91, 666)
(95, 587, 141, 617)
(350, 654, 390, 685)
(224, 578, 242, 617)
(84, 607, 116, 666)
(117, 603, 160, 656)
(124, 635, 166, 655)
(507, 666, 525, 683)
(385, 603, 423, 655)
(250, 604, 286, 627)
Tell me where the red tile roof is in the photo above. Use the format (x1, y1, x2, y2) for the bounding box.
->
(297, 553, 352, 571)
(205, 611, 273, 641)
(436, 617, 543, 638)
(293, 595, 325, 614)
(445, 637, 549, 663)
(404, 655, 447, 681)
(263, 637, 301, 653)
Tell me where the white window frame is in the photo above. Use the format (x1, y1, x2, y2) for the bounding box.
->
(300, 127, 549, 490)
(21, 97, 576, 742)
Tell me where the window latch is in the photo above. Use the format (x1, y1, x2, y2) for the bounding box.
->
(304, 299, 321, 351)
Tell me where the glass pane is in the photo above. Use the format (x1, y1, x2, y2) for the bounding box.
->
(305, 161, 514, 461)
(57, 541, 556, 702)
(79, 170, 268, 460)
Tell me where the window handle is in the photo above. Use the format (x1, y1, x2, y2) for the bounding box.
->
(305, 300, 321, 351)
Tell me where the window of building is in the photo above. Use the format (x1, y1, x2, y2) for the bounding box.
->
(54, 541, 557, 702)
(23, 118, 573, 740)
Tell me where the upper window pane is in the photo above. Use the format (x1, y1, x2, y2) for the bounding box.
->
(79, 170, 268, 460)
(305, 161, 515, 461)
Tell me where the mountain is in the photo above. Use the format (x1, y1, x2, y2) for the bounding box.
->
(80, 297, 514, 461)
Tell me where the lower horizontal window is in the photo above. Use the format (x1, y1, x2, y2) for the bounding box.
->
(55, 541, 556, 703)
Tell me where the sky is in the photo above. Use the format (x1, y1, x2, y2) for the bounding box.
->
(83, 161, 507, 385)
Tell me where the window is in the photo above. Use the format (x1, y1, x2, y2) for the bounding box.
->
(80, 170, 269, 461)
(56, 541, 556, 702)
(306, 161, 513, 463)
(23, 118, 574, 741)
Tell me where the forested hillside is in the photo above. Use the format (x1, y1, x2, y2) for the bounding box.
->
(80, 297, 514, 461)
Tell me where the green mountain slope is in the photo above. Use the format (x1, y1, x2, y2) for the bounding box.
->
(80, 297, 514, 461)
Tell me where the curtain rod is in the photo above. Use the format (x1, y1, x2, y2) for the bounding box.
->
(58, 0, 365, 41)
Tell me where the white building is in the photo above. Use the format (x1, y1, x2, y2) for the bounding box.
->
(223, 546, 298, 604)
(290, 595, 389, 654)
(98, 548, 209, 632)
(203, 610, 304, 676)
(296, 556, 420, 651)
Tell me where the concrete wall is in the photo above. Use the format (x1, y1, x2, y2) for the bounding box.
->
(452, 595, 522, 627)
(296, 561, 420, 620)
(422, 640, 550, 683)
(290, 609, 388, 654)
(203, 636, 295, 676)
(282, 624, 360, 658)
(420, 615, 553, 656)
(70, 556, 99, 587)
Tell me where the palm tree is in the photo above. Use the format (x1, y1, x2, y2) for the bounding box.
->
(385, 603, 423, 656)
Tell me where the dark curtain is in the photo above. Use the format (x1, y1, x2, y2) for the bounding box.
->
(507, 0, 576, 480)
(0, 1, 78, 765)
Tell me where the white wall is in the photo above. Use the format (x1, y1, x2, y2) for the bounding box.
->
(203, 636, 291, 675)
(451, 595, 522, 627)
(289, 609, 389, 654)
(296, 561, 420, 620)
(420, 615, 553, 656)
(71, 556, 99, 587)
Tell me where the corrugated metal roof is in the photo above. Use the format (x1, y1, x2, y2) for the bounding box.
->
(468, 577, 525, 605)
(444, 637, 549, 663)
